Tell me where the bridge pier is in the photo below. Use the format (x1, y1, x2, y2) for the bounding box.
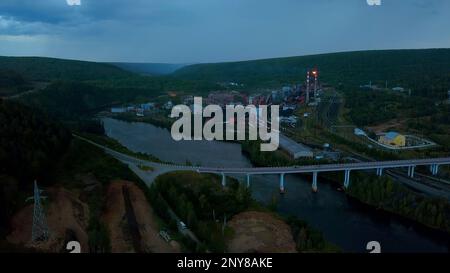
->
(312, 172, 318, 193)
(407, 166, 415, 178)
(280, 173, 285, 194)
(344, 169, 351, 189)
(246, 174, 251, 188)
(376, 168, 383, 177)
(430, 164, 440, 176)
(221, 173, 226, 187)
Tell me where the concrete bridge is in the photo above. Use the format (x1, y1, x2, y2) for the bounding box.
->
(75, 135, 450, 193)
(197, 158, 450, 192)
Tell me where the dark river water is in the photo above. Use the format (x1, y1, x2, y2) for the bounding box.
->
(102, 118, 450, 253)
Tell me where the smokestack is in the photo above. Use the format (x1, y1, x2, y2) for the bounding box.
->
(313, 70, 318, 99)
(306, 71, 310, 104)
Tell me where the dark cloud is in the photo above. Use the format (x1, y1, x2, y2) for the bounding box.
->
(0, 0, 449, 63)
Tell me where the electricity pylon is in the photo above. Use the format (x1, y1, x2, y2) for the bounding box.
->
(31, 181, 49, 242)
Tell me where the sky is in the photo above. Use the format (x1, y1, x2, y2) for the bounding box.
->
(0, 0, 449, 63)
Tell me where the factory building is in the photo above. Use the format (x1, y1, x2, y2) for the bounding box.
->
(279, 134, 314, 159)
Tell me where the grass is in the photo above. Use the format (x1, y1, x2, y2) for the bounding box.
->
(138, 165, 154, 172)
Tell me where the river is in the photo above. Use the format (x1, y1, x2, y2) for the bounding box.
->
(102, 117, 450, 253)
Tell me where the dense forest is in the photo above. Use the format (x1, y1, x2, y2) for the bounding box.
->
(0, 100, 71, 184)
(110, 62, 188, 75)
(343, 89, 436, 126)
(0, 100, 71, 237)
(0, 56, 132, 81)
(0, 69, 32, 96)
(174, 49, 450, 98)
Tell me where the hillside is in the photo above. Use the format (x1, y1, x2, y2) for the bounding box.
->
(18, 81, 166, 120)
(0, 99, 71, 237)
(173, 49, 450, 96)
(0, 69, 32, 96)
(110, 62, 189, 75)
(0, 56, 132, 81)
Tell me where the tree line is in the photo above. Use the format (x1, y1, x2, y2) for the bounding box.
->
(347, 173, 450, 233)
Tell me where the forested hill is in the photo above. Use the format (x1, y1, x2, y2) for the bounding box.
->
(0, 56, 132, 81)
(0, 99, 71, 235)
(110, 62, 188, 75)
(173, 49, 450, 94)
(0, 69, 32, 96)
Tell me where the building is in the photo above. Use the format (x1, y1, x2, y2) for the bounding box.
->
(164, 101, 173, 110)
(282, 86, 292, 98)
(392, 87, 405, 92)
(111, 107, 126, 113)
(207, 91, 247, 107)
(141, 102, 154, 111)
(279, 134, 313, 159)
(183, 96, 194, 105)
(279, 116, 298, 127)
(136, 108, 144, 117)
(378, 132, 406, 147)
(354, 128, 367, 136)
(281, 105, 296, 117)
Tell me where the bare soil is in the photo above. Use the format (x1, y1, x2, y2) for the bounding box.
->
(227, 211, 297, 253)
(7, 187, 89, 252)
(102, 180, 180, 253)
(367, 118, 410, 133)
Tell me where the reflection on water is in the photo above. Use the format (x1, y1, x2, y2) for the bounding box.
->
(103, 118, 450, 253)
(104, 118, 252, 168)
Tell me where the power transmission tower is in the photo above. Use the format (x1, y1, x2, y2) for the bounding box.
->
(31, 181, 49, 242)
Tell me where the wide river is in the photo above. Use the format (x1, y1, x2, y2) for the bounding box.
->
(103, 118, 450, 253)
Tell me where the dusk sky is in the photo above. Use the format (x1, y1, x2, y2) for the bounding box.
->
(0, 0, 449, 63)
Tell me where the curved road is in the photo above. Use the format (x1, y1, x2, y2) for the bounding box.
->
(75, 134, 450, 182)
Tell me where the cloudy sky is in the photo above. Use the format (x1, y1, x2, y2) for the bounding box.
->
(0, 0, 449, 63)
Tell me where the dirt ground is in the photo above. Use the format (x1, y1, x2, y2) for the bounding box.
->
(7, 187, 89, 252)
(102, 180, 180, 253)
(227, 211, 297, 253)
(367, 118, 410, 133)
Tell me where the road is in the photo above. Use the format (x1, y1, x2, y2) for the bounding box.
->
(346, 155, 450, 199)
(196, 157, 450, 175)
(4, 82, 50, 100)
(75, 135, 450, 200)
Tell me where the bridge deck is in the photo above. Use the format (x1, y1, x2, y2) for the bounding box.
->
(196, 157, 450, 174)
(74, 134, 450, 175)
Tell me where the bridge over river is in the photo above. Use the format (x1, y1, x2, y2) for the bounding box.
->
(75, 135, 450, 193)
